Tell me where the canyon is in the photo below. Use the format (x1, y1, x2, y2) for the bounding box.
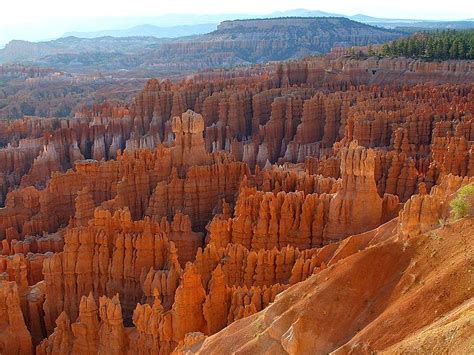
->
(0, 52, 472, 354)
(0, 64, 148, 119)
(0, 17, 404, 120)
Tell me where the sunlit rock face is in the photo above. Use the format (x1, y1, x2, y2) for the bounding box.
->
(0, 54, 473, 354)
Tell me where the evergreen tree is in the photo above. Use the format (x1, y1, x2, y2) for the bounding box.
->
(376, 29, 474, 60)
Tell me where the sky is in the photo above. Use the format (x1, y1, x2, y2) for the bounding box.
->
(0, 0, 473, 45)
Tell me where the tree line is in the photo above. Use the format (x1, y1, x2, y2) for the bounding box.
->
(378, 30, 474, 60)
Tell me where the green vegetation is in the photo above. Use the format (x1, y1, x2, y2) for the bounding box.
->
(449, 184, 474, 220)
(379, 30, 474, 60)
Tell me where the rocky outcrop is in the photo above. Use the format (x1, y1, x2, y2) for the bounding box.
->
(38, 292, 128, 354)
(146, 159, 248, 230)
(432, 136, 473, 177)
(156, 18, 402, 71)
(177, 187, 474, 354)
(323, 141, 385, 241)
(206, 188, 331, 249)
(399, 174, 474, 236)
(20, 144, 61, 188)
(207, 142, 397, 248)
(41, 208, 184, 332)
(171, 110, 210, 171)
(74, 187, 95, 227)
(0, 111, 249, 237)
(0, 280, 33, 354)
(171, 263, 207, 341)
(1, 56, 474, 355)
(202, 265, 228, 334)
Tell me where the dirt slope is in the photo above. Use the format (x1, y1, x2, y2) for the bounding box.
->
(181, 217, 474, 354)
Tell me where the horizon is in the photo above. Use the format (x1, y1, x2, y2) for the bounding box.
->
(0, 1, 473, 46)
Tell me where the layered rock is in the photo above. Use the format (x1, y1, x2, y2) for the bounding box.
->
(171, 110, 210, 172)
(323, 141, 386, 241)
(207, 142, 397, 249)
(41, 208, 183, 332)
(0, 280, 33, 354)
(171, 263, 207, 342)
(399, 174, 474, 236)
(1, 56, 473, 355)
(176, 185, 474, 354)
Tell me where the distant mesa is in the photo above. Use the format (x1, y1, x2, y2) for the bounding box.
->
(0, 17, 403, 73)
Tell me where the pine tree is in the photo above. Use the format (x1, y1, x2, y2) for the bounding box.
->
(376, 29, 474, 60)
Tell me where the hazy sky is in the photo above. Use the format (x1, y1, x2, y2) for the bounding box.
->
(2, 0, 472, 23)
(0, 0, 473, 45)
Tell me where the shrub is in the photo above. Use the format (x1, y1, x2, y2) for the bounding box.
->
(450, 184, 474, 220)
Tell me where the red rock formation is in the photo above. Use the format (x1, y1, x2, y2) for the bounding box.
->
(146, 159, 249, 230)
(41, 208, 182, 331)
(206, 187, 330, 249)
(20, 144, 61, 188)
(38, 292, 128, 354)
(131, 288, 173, 353)
(70, 293, 100, 354)
(171, 263, 207, 341)
(0, 280, 33, 354)
(399, 174, 474, 236)
(323, 141, 385, 241)
(74, 187, 95, 227)
(1, 57, 473, 355)
(36, 312, 74, 354)
(0, 111, 249, 237)
(226, 283, 288, 324)
(164, 212, 203, 267)
(206, 142, 397, 249)
(171, 110, 210, 171)
(177, 184, 474, 354)
(202, 265, 228, 334)
(98, 294, 127, 353)
(432, 136, 473, 177)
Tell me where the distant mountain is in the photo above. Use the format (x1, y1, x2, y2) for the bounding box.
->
(0, 36, 170, 65)
(58, 10, 343, 41)
(1, 9, 472, 46)
(350, 14, 382, 21)
(149, 17, 403, 70)
(63, 23, 217, 39)
(274, 10, 474, 30)
(0, 17, 404, 75)
(269, 10, 474, 32)
(57, 10, 343, 41)
(390, 20, 474, 30)
(344, 14, 474, 30)
(270, 9, 340, 17)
